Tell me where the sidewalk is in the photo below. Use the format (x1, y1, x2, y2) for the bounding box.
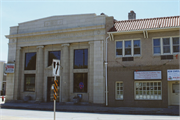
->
(1, 101, 179, 116)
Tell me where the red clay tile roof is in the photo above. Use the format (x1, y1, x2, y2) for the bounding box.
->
(108, 16, 180, 32)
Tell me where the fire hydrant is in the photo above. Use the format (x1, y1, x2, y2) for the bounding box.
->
(2, 96, 4, 102)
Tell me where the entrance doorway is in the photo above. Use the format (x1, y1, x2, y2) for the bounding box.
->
(47, 77, 60, 102)
(169, 81, 179, 105)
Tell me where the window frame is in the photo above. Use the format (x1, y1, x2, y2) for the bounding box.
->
(48, 51, 61, 66)
(73, 49, 88, 69)
(134, 81, 162, 100)
(24, 74, 35, 92)
(153, 36, 180, 55)
(115, 81, 124, 100)
(116, 39, 141, 57)
(73, 73, 88, 93)
(24, 52, 36, 70)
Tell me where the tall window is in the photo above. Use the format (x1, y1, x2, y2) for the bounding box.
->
(74, 49, 88, 69)
(135, 81, 162, 100)
(73, 73, 87, 93)
(24, 74, 35, 92)
(163, 38, 170, 53)
(153, 39, 161, 54)
(48, 51, 61, 66)
(116, 41, 122, 55)
(25, 52, 36, 70)
(116, 40, 141, 57)
(134, 40, 141, 55)
(125, 41, 131, 55)
(153, 37, 180, 55)
(173, 37, 180, 53)
(115, 81, 123, 100)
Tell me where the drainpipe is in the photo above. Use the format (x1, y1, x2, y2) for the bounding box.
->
(105, 36, 110, 106)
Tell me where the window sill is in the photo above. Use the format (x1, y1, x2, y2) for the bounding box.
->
(115, 99, 123, 100)
(134, 99, 162, 101)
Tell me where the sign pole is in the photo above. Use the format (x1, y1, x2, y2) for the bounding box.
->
(54, 76, 56, 120)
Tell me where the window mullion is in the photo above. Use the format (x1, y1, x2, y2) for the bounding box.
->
(170, 37, 173, 54)
(131, 40, 134, 56)
(160, 38, 163, 55)
(123, 41, 125, 57)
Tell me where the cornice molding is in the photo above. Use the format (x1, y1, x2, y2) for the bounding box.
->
(5, 25, 105, 39)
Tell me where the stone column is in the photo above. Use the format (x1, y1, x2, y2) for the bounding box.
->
(88, 41, 94, 103)
(36, 46, 44, 102)
(14, 47, 21, 100)
(93, 40, 105, 104)
(61, 44, 69, 102)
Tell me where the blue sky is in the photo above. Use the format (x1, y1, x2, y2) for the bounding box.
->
(0, 0, 180, 62)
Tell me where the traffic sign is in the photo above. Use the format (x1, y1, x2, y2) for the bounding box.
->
(52, 59, 60, 76)
(53, 80, 58, 100)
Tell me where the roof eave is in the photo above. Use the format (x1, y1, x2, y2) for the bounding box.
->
(107, 26, 180, 35)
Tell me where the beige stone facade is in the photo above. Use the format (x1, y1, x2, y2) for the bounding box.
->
(5, 13, 114, 103)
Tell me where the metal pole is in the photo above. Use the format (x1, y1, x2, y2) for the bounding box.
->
(54, 76, 56, 120)
(105, 36, 109, 106)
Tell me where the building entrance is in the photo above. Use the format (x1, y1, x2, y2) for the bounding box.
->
(47, 77, 60, 102)
(169, 81, 179, 105)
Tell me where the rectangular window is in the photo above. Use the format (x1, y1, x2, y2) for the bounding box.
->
(25, 52, 36, 70)
(116, 40, 141, 57)
(74, 49, 88, 69)
(153, 37, 180, 55)
(115, 81, 123, 100)
(153, 39, 161, 54)
(73, 73, 87, 93)
(48, 51, 61, 66)
(134, 40, 141, 55)
(125, 41, 131, 55)
(24, 74, 35, 92)
(135, 81, 162, 100)
(116, 41, 122, 55)
(173, 37, 180, 53)
(163, 38, 170, 53)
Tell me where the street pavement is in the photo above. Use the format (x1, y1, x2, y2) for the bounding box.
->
(0, 109, 180, 120)
(0, 96, 179, 116)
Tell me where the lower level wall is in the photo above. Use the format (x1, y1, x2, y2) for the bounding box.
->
(108, 65, 178, 108)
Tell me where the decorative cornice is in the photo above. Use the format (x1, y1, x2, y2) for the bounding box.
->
(88, 41, 94, 44)
(37, 46, 44, 49)
(61, 44, 70, 47)
(5, 25, 105, 39)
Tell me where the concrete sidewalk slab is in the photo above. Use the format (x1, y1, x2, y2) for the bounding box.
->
(1, 102, 179, 116)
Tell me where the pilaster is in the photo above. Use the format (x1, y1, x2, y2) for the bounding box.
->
(36, 46, 44, 101)
(61, 43, 70, 102)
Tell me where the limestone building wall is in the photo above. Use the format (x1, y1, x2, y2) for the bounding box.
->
(5, 13, 114, 104)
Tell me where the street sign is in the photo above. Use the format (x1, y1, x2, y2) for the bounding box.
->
(52, 59, 60, 76)
(53, 80, 58, 100)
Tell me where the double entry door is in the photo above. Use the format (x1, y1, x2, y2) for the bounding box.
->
(47, 77, 60, 102)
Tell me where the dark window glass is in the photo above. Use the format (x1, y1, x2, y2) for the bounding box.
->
(153, 39, 160, 54)
(74, 49, 88, 69)
(125, 41, 131, 55)
(24, 74, 35, 92)
(25, 52, 36, 70)
(48, 51, 61, 66)
(134, 40, 140, 55)
(163, 38, 170, 53)
(73, 73, 87, 93)
(173, 37, 180, 53)
(116, 41, 122, 55)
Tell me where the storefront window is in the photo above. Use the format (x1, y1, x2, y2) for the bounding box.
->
(115, 81, 123, 100)
(135, 81, 162, 100)
(24, 74, 35, 92)
(73, 73, 87, 93)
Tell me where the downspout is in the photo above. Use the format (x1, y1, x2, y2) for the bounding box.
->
(105, 36, 110, 106)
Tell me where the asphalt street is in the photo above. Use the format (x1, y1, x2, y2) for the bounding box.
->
(0, 109, 180, 120)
